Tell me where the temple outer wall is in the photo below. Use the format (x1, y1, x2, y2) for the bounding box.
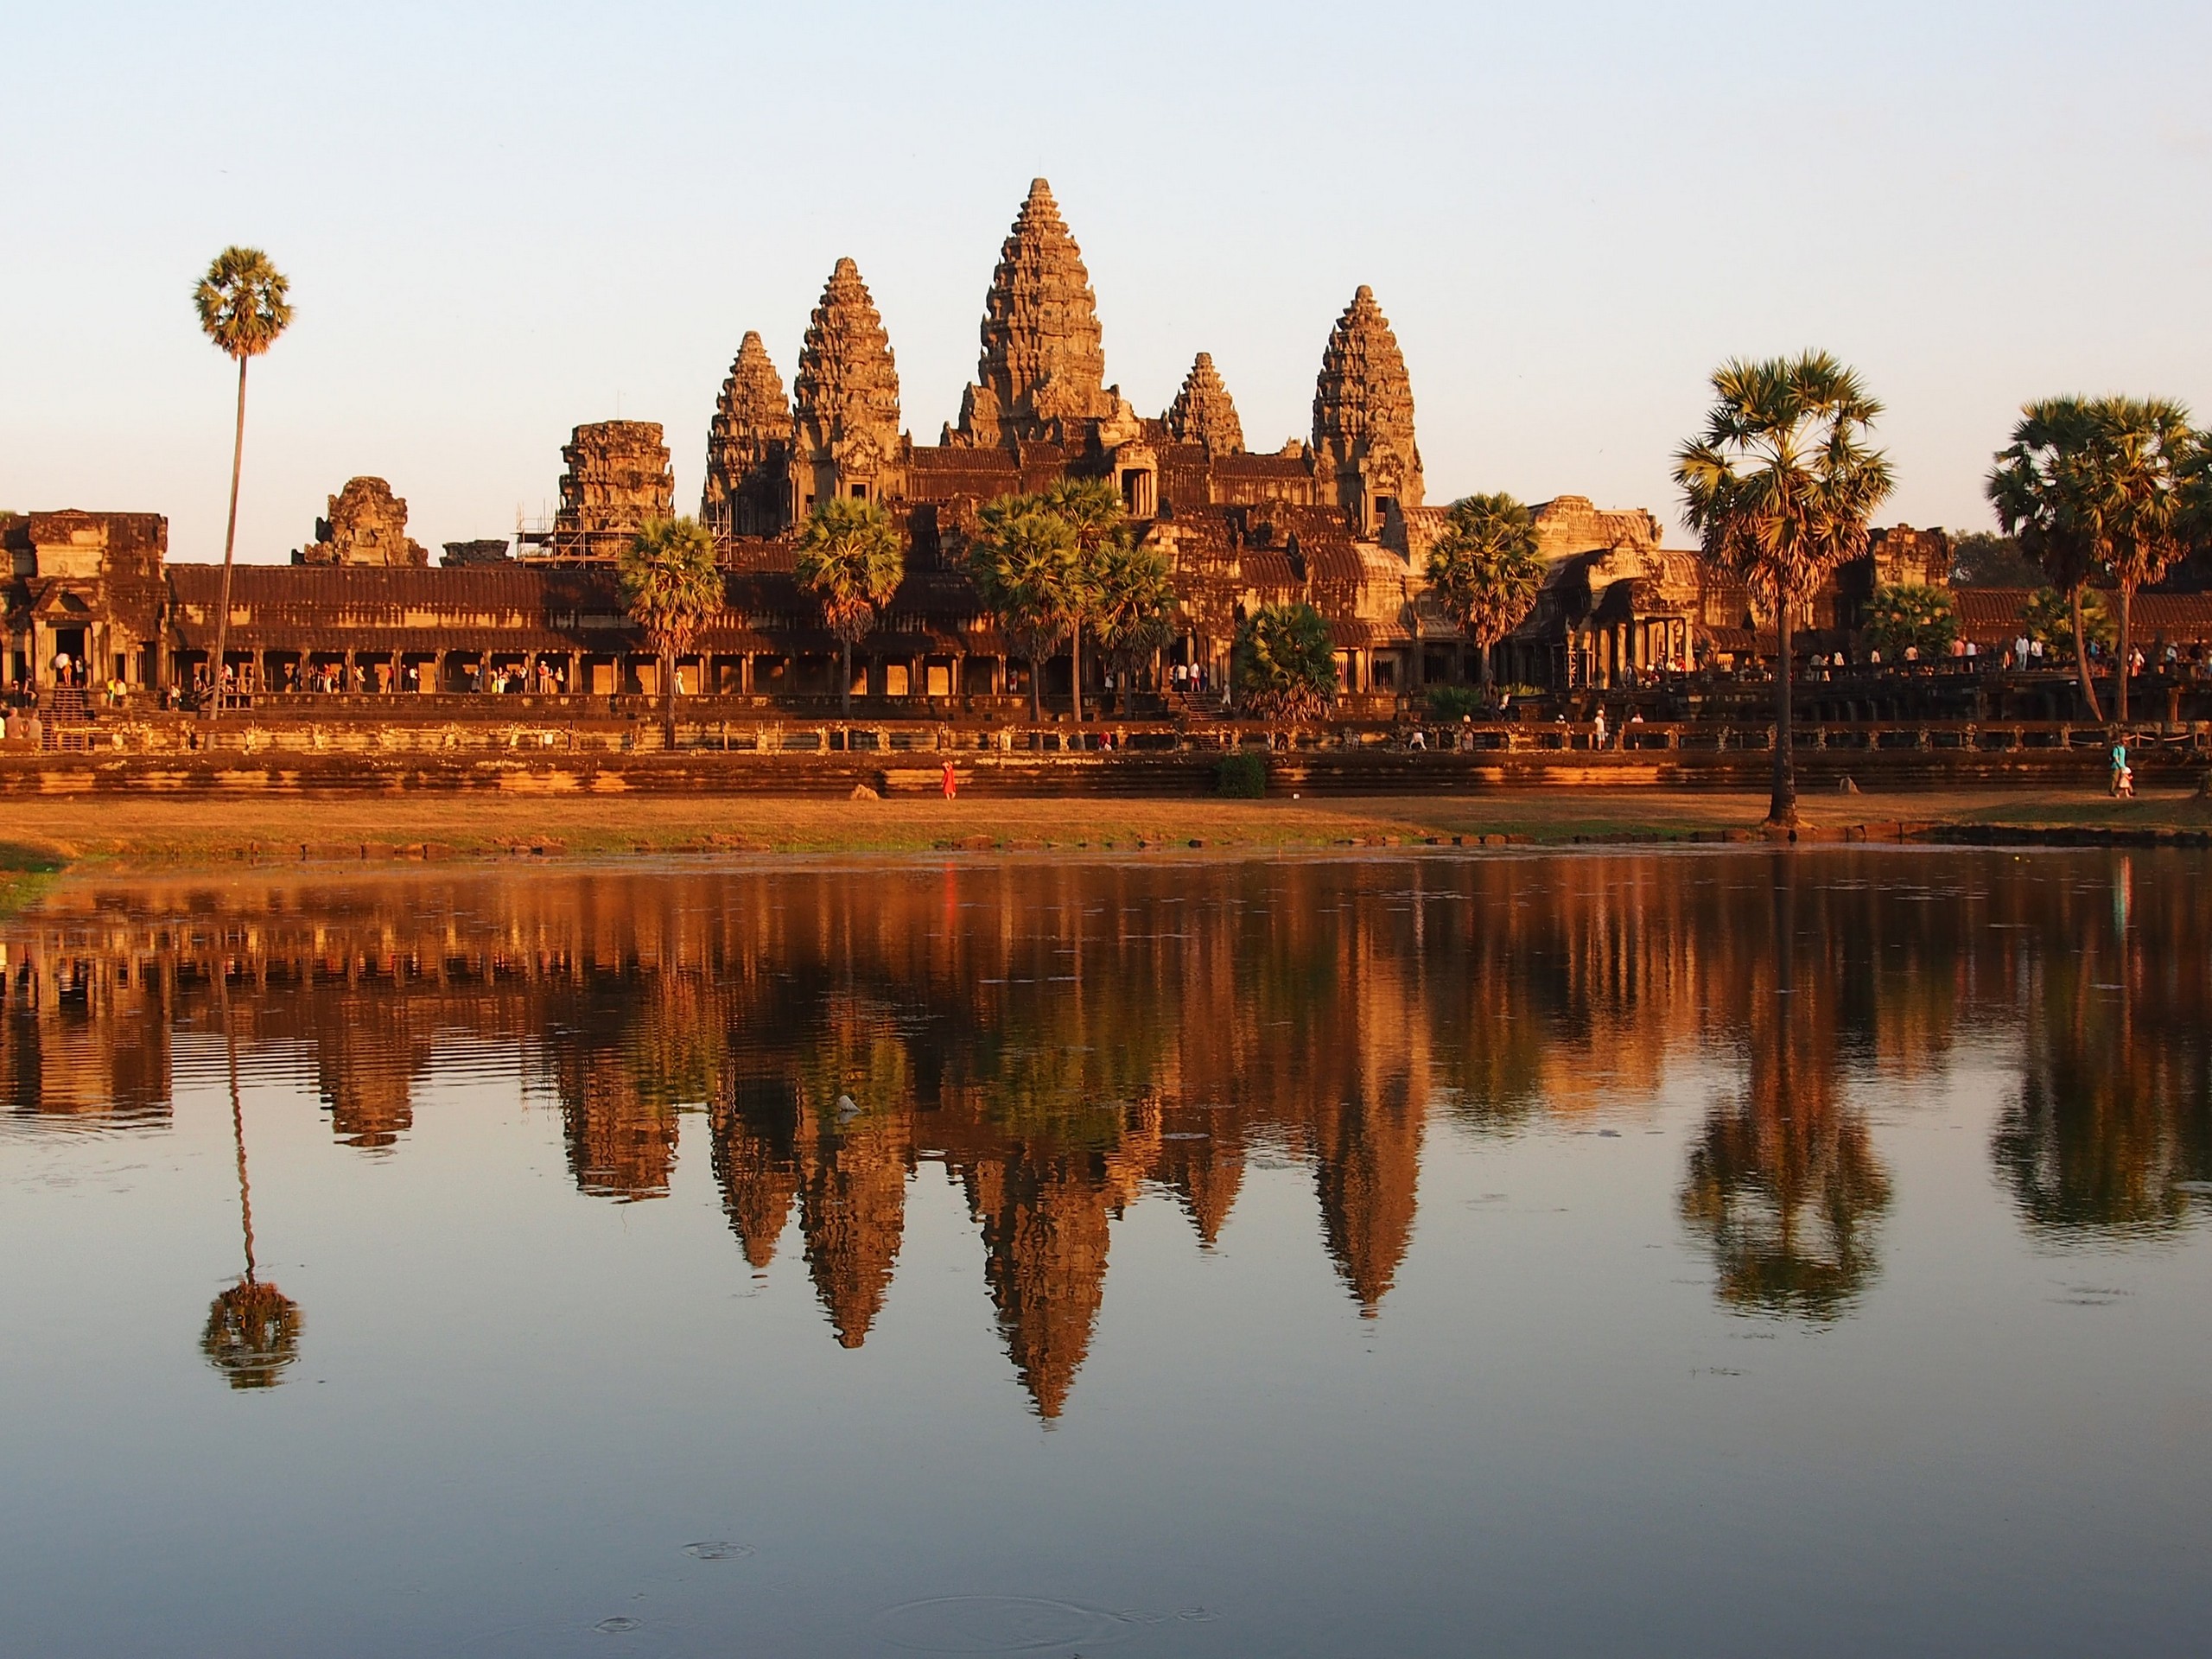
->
(0, 729, 2159, 800)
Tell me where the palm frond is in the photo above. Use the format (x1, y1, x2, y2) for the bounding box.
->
(194, 246, 293, 360)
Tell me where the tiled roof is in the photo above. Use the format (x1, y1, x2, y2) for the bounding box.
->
(1954, 586, 2212, 646)
(1209, 454, 1309, 479)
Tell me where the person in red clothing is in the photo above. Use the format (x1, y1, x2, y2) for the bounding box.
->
(942, 760, 957, 799)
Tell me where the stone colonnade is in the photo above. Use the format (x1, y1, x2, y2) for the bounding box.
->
(1566, 615, 1694, 689)
(169, 643, 1052, 704)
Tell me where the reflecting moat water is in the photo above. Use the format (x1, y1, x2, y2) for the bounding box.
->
(3, 849, 2209, 1656)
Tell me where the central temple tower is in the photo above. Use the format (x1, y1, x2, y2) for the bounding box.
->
(952, 179, 1116, 448)
(1312, 285, 1423, 536)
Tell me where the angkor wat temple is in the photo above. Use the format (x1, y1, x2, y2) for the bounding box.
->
(5, 180, 1961, 714)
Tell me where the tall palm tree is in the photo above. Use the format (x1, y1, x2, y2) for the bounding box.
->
(793, 496, 904, 718)
(1990, 398, 2115, 721)
(193, 248, 293, 720)
(1424, 493, 1545, 690)
(1674, 353, 1894, 828)
(967, 497, 1081, 723)
(2082, 397, 2199, 725)
(1089, 537, 1179, 717)
(619, 516, 723, 747)
(1040, 477, 1123, 722)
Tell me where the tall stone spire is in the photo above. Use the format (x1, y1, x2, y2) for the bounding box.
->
(702, 331, 793, 536)
(955, 178, 1114, 448)
(1311, 284, 1424, 534)
(1163, 352, 1245, 457)
(1313, 1089, 1424, 1318)
(709, 1087, 802, 1270)
(968, 1147, 1111, 1421)
(798, 1111, 911, 1351)
(791, 257, 905, 511)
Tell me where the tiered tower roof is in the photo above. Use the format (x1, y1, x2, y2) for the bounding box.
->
(554, 421, 675, 546)
(793, 257, 901, 454)
(1312, 286, 1416, 456)
(1312, 285, 1424, 518)
(701, 331, 792, 534)
(1164, 352, 1245, 456)
(958, 178, 1114, 446)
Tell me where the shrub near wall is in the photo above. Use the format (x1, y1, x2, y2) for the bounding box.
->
(1217, 752, 1268, 798)
(1863, 583, 1958, 660)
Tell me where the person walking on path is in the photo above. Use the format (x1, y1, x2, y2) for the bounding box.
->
(941, 759, 958, 800)
(2110, 736, 2134, 799)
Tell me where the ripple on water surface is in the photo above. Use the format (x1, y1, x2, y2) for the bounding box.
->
(876, 1596, 1137, 1653)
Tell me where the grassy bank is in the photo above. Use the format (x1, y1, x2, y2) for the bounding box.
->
(0, 842, 65, 918)
(2, 785, 2208, 874)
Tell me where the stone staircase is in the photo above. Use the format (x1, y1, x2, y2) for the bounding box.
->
(1162, 687, 1225, 721)
(35, 685, 97, 751)
(41, 685, 92, 723)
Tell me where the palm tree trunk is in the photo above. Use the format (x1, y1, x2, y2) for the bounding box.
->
(1478, 634, 1496, 692)
(2114, 582, 2133, 726)
(662, 646, 677, 749)
(207, 356, 249, 722)
(1028, 648, 1041, 725)
(230, 1024, 257, 1283)
(219, 962, 256, 1283)
(842, 641, 852, 719)
(1070, 621, 1084, 723)
(2070, 588, 2105, 723)
(1770, 601, 1797, 827)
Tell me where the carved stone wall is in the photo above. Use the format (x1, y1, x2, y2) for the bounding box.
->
(555, 423, 674, 551)
(1312, 286, 1424, 533)
(791, 258, 905, 512)
(952, 179, 1115, 448)
(1529, 496, 1664, 567)
(297, 478, 428, 569)
(702, 331, 794, 536)
(1866, 525, 1954, 590)
(1164, 353, 1245, 457)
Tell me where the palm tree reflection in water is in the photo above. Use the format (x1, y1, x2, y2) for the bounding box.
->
(201, 995, 302, 1389)
(1993, 855, 2212, 1236)
(1679, 861, 1892, 1319)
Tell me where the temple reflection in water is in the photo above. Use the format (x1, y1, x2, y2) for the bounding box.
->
(5, 850, 2209, 1414)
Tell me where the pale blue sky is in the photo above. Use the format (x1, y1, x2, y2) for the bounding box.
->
(4, 1, 2207, 563)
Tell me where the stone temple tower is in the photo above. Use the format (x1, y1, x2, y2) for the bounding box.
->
(1312, 285, 1423, 537)
(702, 331, 793, 537)
(554, 421, 675, 555)
(1163, 353, 1245, 458)
(791, 257, 905, 514)
(954, 178, 1117, 448)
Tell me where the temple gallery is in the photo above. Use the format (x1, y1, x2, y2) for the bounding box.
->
(12, 179, 2037, 716)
